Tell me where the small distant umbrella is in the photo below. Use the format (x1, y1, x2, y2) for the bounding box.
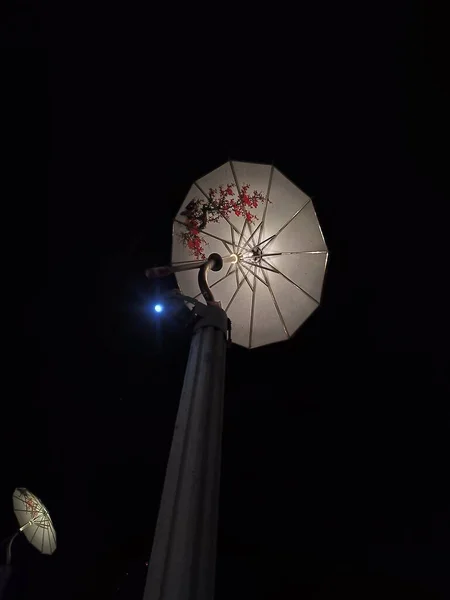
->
(12, 488, 56, 556)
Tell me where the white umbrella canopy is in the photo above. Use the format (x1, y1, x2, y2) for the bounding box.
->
(172, 161, 328, 348)
(12, 488, 56, 555)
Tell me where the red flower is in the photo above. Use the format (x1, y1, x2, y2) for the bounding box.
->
(178, 182, 264, 258)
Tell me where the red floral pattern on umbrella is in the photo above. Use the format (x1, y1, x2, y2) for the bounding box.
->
(179, 183, 268, 259)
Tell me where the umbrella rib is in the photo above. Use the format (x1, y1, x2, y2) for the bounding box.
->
(259, 199, 311, 251)
(229, 161, 275, 249)
(263, 251, 328, 257)
(234, 162, 273, 252)
(236, 219, 247, 288)
(221, 240, 233, 254)
(241, 221, 262, 251)
(50, 524, 57, 548)
(237, 264, 253, 292)
(237, 219, 248, 251)
(229, 160, 241, 194)
(240, 263, 268, 287)
(194, 182, 247, 241)
(261, 258, 319, 305)
(244, 221, 256, 247)
(234, 220, 249, 247)
(174, 219, 233, 247)
(230, 224, 236, 253)
(260, 268, 289, 338)
(193, 268, 236, 299)
(174, 219, 249, 252)
(242, 260, 278, 274)
(230, 161, 253, 251)
(41, 522, 45, 553)
(257, 164, 274, 246)
(29, 523, 40, 545)
(249, 265, 257, 347)
(225, 276, 246, 312)
(257, 234, 276, 249)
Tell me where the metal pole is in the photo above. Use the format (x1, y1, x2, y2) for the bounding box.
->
(0, 532, 19, 600)
(198, 253, 223, 304)
(0, 565, 12, 600)
(143, 254, 229, 600)
(6, 532, 19, 566)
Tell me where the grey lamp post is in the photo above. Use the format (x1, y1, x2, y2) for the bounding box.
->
(143, 254, 232, 600)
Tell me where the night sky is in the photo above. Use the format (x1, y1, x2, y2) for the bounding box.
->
(2, 6, 449, 599)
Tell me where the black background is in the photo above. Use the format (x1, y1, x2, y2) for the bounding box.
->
(2, 4, 449, 599)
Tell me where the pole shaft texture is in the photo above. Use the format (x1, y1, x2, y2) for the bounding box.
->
(143, 319, 227, 600)
(0, 566, 12, 599)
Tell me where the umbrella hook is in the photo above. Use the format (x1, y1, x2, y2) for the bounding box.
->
(198, 253, 223, 304)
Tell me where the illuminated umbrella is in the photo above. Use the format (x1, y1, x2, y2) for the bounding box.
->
(12, 488, 56, 556)
(172, 161, 328, 348)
